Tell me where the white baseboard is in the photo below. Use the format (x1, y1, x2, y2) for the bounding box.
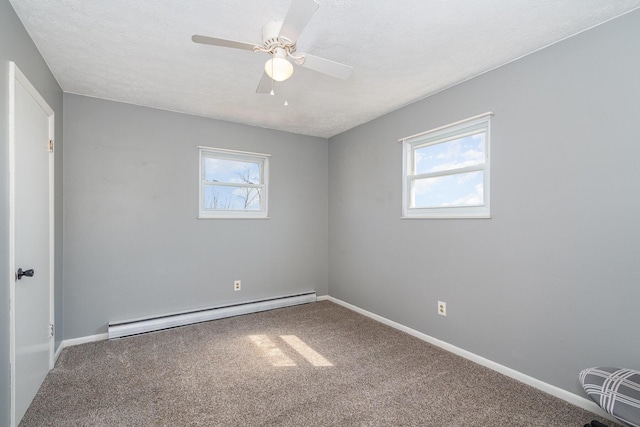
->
(54, 342, 63, 363)
(322, 295, 616, 424)
(54, 333, 109, 364)
(64, 333, 110, 348)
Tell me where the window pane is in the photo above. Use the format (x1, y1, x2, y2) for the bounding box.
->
(204, 157, 261, 185)
(412, 171, 484, 208)
(203, 184, 262, 211)
(415, 132, 485, 174)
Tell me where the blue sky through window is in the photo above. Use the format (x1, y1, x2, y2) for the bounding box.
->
(412, 132, 485, 207)
(413, 172, 484, 207)
(204, 157, 260, 184)
(203, 157, 262, 210)
(415, 132, 484, 174)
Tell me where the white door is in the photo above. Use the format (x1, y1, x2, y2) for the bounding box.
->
(9, 63, 55, 426)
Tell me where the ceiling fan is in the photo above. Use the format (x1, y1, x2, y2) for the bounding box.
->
(192, 0, 353, 94)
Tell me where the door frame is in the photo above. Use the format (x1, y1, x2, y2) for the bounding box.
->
(8, 62, 55, 427)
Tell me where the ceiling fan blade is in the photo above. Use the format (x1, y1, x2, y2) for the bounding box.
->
(192, 35, 256, 51)
(279, 0, 319, 42)
(256, 72, 273, 94)
(298, 53, 354, 80)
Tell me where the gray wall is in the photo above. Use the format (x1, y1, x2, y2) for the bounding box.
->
(63, 94, 328, 339)
(0, 0, 64, 425)
(328, 9, 640, 397)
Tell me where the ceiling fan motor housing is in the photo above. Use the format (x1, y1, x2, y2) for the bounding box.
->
(261, 21, 296, 55)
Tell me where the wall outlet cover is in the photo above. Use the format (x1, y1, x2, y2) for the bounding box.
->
(438, 301, 447, 316)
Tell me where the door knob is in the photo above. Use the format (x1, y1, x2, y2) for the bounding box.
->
(16, 268, 34, 280)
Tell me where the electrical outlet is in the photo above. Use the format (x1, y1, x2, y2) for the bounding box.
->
(234, 280, 241, 291)
(438, 301, 447, 316)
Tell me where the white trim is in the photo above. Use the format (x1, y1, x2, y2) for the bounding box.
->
(54, 342, 64, 363)
(63, 333, 110, 347)
(48, 100, 55, 373)
(197, 216, 272, 220)
(398, 112, 494, 143)
(62, 333, 110, 351)
(197, 145, 272, 158)
(53, 333, 110, 364)
(322, 295, 617, 424)
(8, 61, 16, 427)
(401, 213, 491, 219)
(8, 62, 56, 427)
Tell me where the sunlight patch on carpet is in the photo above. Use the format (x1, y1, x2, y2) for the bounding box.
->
(280, 335, 333, 367)
(248, 334, 333, 367)
(248, 335, 297, 367)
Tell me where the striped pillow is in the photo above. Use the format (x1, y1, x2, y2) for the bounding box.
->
(579, 367, 640, 427)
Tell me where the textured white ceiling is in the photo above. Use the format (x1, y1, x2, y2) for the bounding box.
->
(9, 0, 640, 138)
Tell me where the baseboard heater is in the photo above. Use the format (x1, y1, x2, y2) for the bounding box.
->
(108, 291, 316, 339)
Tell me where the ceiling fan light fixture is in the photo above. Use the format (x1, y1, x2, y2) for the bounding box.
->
(265, 57, 293, 82)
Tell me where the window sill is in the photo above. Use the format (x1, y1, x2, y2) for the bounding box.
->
(401, 214, 491, 220)
(197, 216, 271, 220)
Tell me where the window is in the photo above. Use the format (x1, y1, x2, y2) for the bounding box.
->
(401, 113, 492, 219)
(198, 147, 270, 219)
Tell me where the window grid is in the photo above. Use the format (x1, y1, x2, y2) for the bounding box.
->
(198, 147, 270, 219)
(401, 113, 492, 219)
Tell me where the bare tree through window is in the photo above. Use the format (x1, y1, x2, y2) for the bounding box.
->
(234, 164, 261, 209)
(199, 147, 269, 218)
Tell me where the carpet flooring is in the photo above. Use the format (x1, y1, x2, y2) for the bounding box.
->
(20, 301, 618, 426)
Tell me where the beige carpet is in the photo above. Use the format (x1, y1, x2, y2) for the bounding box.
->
(20, 301, 617, 426)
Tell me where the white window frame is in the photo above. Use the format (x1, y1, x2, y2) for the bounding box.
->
(198, 146, 270, 219)
(401, 112, 492, 219)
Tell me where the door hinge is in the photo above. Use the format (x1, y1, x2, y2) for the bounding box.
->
(49, 323, 54, 338)
(48, 139, 53, 152)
